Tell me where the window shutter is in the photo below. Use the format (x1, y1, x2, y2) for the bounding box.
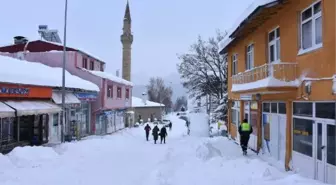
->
(297, 11, 301, 49)
(231, 55, 234, 76)
(245, 46, 248, 70)
(265, 33, 268, 64)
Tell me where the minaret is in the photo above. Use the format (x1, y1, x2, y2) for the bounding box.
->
(121, 0, 133, 81)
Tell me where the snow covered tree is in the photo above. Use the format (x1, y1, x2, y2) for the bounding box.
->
(177, 30, 228, 120)
(174, 96, 188, 111)
(146, 77, 173, 110)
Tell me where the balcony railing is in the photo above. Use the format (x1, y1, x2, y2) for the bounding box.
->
(232, 62, 297, 85)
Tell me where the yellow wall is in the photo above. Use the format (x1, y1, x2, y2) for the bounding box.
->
(227, 0, 335, 101)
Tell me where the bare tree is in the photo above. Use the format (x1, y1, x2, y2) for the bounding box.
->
(177, 30, 228, 120)
(174, 96, 188, 111)
(146, 77, 173, 110)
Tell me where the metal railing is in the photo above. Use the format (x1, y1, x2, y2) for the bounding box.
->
(232, 62, 297, 84)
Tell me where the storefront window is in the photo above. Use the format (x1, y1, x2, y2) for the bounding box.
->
(53, 113, 59, 126)
(293, 102, 313, 117)
(1, 117, 14, 140)
(271, 103, 277, 113)
(293, 118, 313, 157)
(231, 109, 237, 125)
(327, 124, 335, 165)
(316, 102, 335, 119)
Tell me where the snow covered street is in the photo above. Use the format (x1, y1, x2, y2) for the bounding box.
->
(0, 113, 326, 185)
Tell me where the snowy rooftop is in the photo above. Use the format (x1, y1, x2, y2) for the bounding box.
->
(218, 0, 278, 53)
(132, 96, 164, 108)
(0, 55, 99, 91)
(82, 69, 133, 86)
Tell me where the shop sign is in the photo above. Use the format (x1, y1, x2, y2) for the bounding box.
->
(74, 92, 98, 101)
(240, 95, 252, 100)
(0, 87, 29, 95)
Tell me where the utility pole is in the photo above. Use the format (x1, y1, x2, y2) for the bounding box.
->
(61, 0, 68, 143)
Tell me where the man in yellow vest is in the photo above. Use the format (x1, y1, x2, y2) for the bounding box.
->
(238, 118, 253, 155)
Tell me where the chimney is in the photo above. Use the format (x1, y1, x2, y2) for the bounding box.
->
(14, 36, 28, 45)
(141, 92, 147, 105)
(116, 69, 120, 77)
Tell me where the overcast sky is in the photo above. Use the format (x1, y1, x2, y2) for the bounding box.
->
(0, 0, 253, 85)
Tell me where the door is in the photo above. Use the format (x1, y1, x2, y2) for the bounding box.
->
(315, 121, 326, 182)
(270, 114, 280, 160)
(278, 115, 287, 162)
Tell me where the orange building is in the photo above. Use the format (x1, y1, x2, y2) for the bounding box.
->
(219, 0, 335, 184)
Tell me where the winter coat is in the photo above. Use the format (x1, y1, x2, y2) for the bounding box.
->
(238, 122, 253, 137)
(152, 126, 159, 136)
(160, 127, 167, 137)
(144, 125, 151, 133)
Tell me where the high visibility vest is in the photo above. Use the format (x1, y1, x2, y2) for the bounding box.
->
(241, 122, 251, 131)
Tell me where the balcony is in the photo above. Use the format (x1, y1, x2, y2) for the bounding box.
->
(231, 62, 298, 93)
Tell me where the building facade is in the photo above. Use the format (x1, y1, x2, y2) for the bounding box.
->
(219, 0, 335, 184)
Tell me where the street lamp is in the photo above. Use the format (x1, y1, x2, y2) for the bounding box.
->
(61, 0, 68, 143)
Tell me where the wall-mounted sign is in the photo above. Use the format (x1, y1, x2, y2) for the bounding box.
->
(240, 95, 252, 100)
(0, 84, 52, 98)
(74, 92, 98, 101)
(0, 87, 29, 95)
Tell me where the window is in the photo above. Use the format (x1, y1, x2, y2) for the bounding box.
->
(327, 124, 335, 165)
(100, 63, 104, 71)
(1, 117, 14, 140)
(271, 103, 278, 113)
(278, 103, 286, 114)
(315, 102, 335, 119)
(117, 87, 122, 98)
(82, 58, 88, 69)
(125, 89, 130, 99)
(107, 86, 113, 98)
(268, 27, 280, 63)
(300, 1, 322, 51)
(53, 113, 59, 126)
(90, 60, 94, 70)
(293, 102, 313, 117)
(231, 54, 238, 76)
(231, 109, 240, 126)
(293, 118, 313, 157)
(262, 103, 270, 112)
(246, 44, 254, 70)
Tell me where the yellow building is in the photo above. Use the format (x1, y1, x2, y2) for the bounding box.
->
(219, 0, 335, 184)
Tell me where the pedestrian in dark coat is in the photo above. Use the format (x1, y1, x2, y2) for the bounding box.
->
(152, 125, 159, 144)
(238, 118, 253, 155)
(168, 121, 172, 131)
(159, 126, 168, 144)
(144, 124, 151, 141)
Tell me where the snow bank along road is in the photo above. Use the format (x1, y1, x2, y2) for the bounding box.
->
(0, 113, 326, 185)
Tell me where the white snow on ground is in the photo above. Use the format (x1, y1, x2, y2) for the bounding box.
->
(0, 113, 326, 185)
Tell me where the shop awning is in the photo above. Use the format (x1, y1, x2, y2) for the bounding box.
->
(52, 92, 81, 104)
(5, 101, 62, 116)
(0, 102, 15, 118)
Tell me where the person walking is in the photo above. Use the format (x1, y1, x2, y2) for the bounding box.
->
(144, 124, 151, 141)
(238, 118, 253, 155)
(159, 126, 168, 144)
(152, 125, 159, 144)
(168, 121, 172, 131)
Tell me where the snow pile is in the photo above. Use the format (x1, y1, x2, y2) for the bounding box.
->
(218, 0, 278, 53)
(132, 96, 164, 107)
(189, 113, 209, 137)
(7, 146, 59, 168)
(231, 77, 299, 92)
(0, 55, 99, 91)
(82, 68, 133, 86)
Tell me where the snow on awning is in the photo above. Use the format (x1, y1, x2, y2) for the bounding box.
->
(5, 101, 62, 116)
(0, 102, 15, 118)
(52, 91, 81, 104)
